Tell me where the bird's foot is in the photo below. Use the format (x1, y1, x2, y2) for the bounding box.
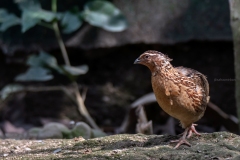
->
(187, 124, 201, 139)
(171, 138, 191, 149)
(171, 124, 201, 149)
(170, 127, 191, 149)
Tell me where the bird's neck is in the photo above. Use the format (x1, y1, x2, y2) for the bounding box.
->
(151, 61, 174, 77)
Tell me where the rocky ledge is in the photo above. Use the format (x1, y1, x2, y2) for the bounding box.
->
(0, 132, 240, 159)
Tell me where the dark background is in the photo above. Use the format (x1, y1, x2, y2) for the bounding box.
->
(0, 0, 236, 137)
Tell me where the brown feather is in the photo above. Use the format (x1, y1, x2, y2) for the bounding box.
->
(135, 51, 210, 129)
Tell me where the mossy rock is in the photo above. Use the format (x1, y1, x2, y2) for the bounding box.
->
(27, 122, 106, 140)
(1, 132, 240, 159)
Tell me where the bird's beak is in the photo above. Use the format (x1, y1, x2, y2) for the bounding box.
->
(134, 58, 141, 64)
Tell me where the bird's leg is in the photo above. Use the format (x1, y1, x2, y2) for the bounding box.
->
(187, 124, 201, 139)
(170, 127, 191, 149)
(171, 124, 201, 149)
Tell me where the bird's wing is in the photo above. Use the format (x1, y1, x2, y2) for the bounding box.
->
(175, 66, 210, 107)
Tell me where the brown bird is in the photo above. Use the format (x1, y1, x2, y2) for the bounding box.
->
(134, 50, 210, 148)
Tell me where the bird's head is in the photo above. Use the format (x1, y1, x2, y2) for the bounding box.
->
(134, 50, 172, 71)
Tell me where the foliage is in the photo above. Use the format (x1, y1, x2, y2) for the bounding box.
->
(0, 0, 127, 82)
(0, 84, 24, 100)
(0, 0, 127, 33)
(82, 0, 127, 32)
(0, 0, 128, 131)
(0, 9, 20, 31)
(15, 51, 88, 82)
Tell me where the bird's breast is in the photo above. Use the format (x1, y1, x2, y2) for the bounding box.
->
(151, 75, 204, 127)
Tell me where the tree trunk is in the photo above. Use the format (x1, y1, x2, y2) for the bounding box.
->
(229, 0, 240, 132)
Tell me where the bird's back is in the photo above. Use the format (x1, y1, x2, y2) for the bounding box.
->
(175, 66, 210, 108)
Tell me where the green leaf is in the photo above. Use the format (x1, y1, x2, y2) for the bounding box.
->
(15, 0, 41, 11)
(17, 0, 55, 22)
(27, 54, 44, 67)
(27, 51, 65, 75)
(26, 10, 56, 22)
(16, 0, 40, 32)
(82, 0, 127, 32)
(62, 65, 88, 76)
(27, 51, 59, 69)
(21, 9, 57, 32)
(39, 51, 58, 68)
(16, 0, 57, 32)
(15, 67, 53, 81)
(0, 84, 24, 100)
(60, 12, 82, 34)
(17, 51, 88, 81)
(0, 9, 21, 31)
(103, 14, 127, 31)
(21, 12, 40, 32)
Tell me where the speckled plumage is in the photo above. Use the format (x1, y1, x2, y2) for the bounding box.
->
(134, 50, 210, 148)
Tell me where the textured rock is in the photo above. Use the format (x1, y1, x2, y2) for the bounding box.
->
(72, 122, 92, 139)
(0, 132, 240, 159)
(67, 0, 232, 49)
(34, 122, 70, 139)
(0, 0, 231, 53)
(27, 122, 106, 140)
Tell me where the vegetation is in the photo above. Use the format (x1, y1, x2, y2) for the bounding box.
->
(0, 0, 127, 130)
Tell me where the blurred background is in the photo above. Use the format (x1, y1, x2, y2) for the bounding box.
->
(0, 0, 237, 139)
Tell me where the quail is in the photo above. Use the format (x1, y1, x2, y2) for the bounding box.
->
(134, 50, 210, 148)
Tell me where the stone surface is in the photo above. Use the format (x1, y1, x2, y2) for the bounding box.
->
(72, 122, 92, 139)
(0, 132, 240, 159)
(0, 0, 232, 53)
(67, 0, 232, 49)
(27, 122, 106, 140)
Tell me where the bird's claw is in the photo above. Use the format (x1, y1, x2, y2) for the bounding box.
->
(170, 139, 191, 149)
(171, 124, 201, 148)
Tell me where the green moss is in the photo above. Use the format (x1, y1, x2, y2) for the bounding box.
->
(1, 132, 240, 159)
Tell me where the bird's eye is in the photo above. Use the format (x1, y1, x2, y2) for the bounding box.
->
(145, 55, 149, 59)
